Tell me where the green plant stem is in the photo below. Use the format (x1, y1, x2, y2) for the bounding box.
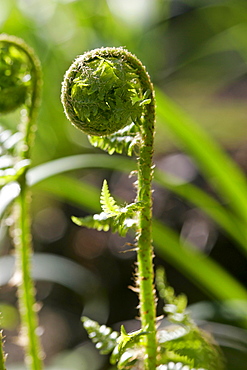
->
(20, 52, 41, 161)
(2, 34, 43, 370)
(15, 176, 43, 370)
(136, 103, 157, 368)
(16, 37, 43, 370)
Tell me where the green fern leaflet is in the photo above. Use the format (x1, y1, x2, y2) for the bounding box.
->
(72, 180, 142, 236)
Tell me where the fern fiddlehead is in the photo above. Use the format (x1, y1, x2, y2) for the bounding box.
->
(61, 47, 151, 136)
(0, 34, 41, 159)
(62, 47, 157, 369)
(0, 34, 43, 369)
(61, 47, 224, 370)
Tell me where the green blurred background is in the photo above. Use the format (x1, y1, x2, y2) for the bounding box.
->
(0, 0, 247, 369)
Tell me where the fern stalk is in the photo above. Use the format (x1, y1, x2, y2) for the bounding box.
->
(61, 47, 158, 369)
(124, 50, 157, 369)
(16, 40, 43, 370)
(136, 94, 157, 368)
(0, 34, 43, 369)
(15, 177, 43, 370)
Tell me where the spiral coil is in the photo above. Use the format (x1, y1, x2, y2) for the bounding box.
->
(61, 47, 152, 136)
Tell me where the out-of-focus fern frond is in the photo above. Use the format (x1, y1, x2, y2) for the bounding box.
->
(0, 125, 28, 187)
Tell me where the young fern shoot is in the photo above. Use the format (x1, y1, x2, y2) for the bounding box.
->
(61, 47, 157, 369)
(0, 34, 43, 369)
(61, 47, 224, 370)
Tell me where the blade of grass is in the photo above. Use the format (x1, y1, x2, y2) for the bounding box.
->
(32, 175, 101, 213)
(27, 154, 135, 186)
(156, 89, 247, 224)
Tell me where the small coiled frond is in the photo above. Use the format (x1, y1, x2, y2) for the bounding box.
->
(0, 34, 41, 115)
(0, 35, 30, 114)
(0, 34, 42, 160)
(61, 47, 153, 139)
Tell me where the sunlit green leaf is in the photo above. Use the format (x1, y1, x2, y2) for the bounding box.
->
(100, 179, 119, 215)
(72, 214, 111, 232)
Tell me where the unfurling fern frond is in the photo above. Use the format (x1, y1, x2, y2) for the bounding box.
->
(62, 46, 225, 370)
(72, 204, 140, 237)
(72, 180, 142, 236)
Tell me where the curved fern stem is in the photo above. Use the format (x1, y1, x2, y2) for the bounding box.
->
(0, 34, 43, 369)
(125, 53, 157, 369)
(136, 101, 156, 369)
(15, 180, 43, 369)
